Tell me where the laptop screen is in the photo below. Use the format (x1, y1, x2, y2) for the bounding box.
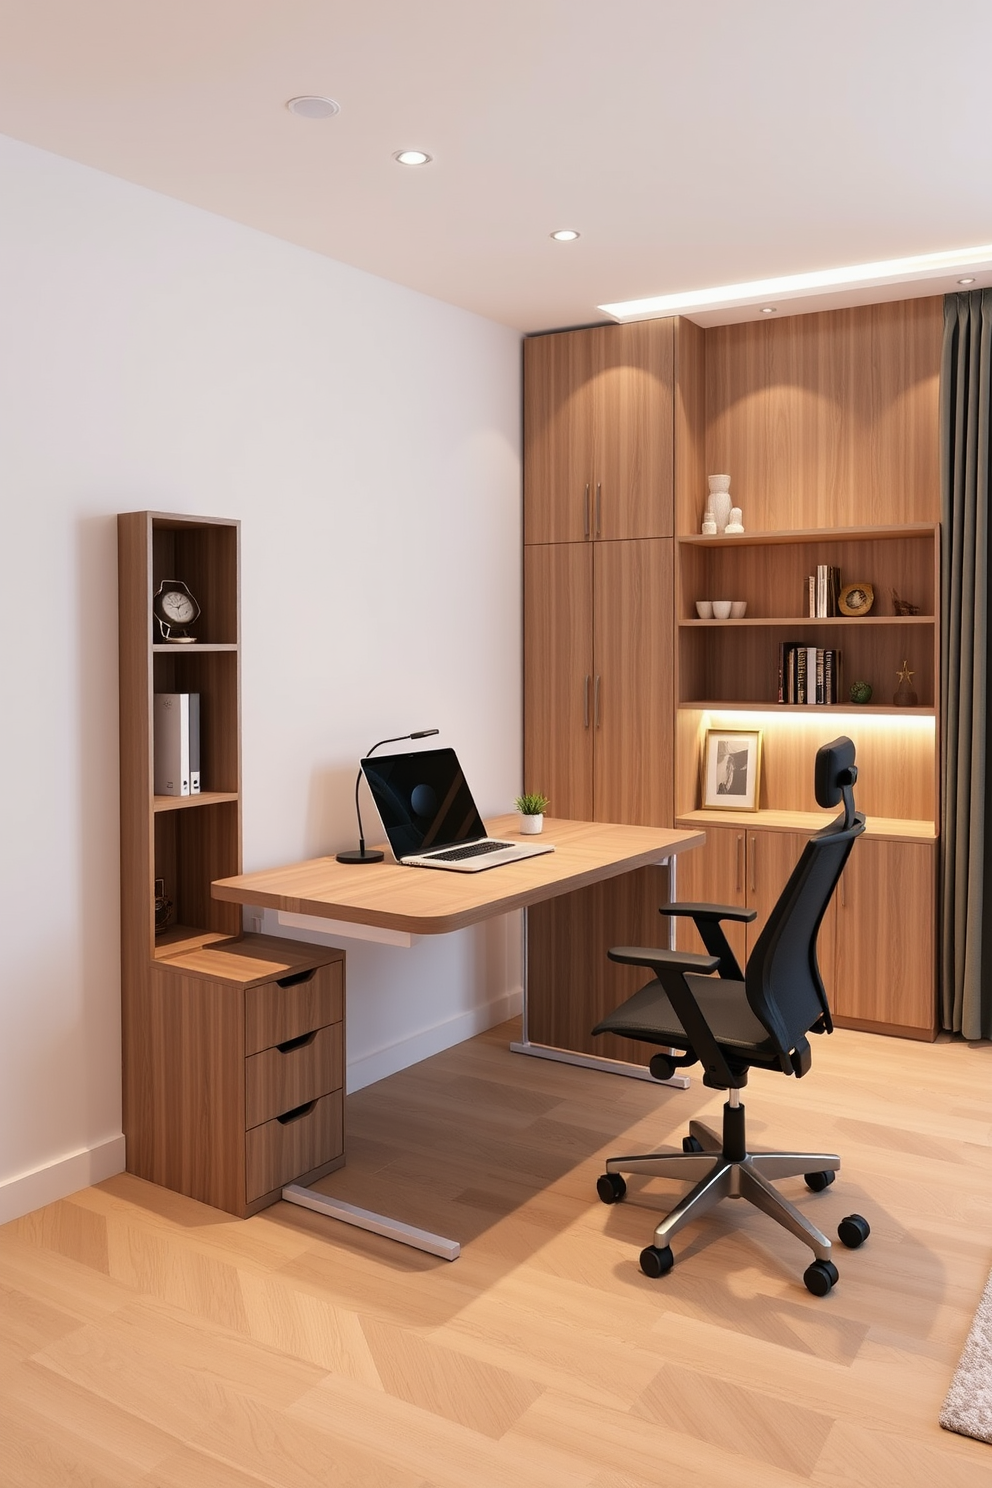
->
(361, 747, 488, 859)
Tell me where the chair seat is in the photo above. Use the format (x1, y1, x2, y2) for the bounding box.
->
(594, 974, 779, 1062)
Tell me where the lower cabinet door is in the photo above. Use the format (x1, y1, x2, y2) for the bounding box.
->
(829, 837, 937, 1038)
(745, 830, 802, 957)
(673, 823, 748, 970)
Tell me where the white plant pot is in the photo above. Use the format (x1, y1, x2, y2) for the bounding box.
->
(519, 813, 544, 834)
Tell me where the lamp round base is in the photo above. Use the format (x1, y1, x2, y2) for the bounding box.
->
(335, 848, 385, 864)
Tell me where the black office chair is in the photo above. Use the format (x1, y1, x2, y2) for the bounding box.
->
(593, 737, 869, 1296)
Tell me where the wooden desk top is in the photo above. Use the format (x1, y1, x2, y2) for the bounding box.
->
(212, 816, 705, 935)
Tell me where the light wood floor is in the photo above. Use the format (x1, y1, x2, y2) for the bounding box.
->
(3, 1018, 992, 1487)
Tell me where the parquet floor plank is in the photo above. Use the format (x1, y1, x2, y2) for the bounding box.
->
(0, 1019, 990, 1486)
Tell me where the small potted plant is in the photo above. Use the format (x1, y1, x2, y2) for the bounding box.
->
(514, 791, 550, 834)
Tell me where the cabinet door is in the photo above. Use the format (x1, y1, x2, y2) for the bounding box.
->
(745, 830, 802, 957)
(673, 823, 748, 970)
(830, 838, 936, 1036)
(589, 320, 675, 541)
(593, 539, 674, 827)
(523, 320, 676, 545)
(523, 329, 598, 544)
(523, 543, 594, 820)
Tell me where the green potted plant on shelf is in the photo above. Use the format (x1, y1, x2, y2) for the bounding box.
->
(514, 791, 550, 834)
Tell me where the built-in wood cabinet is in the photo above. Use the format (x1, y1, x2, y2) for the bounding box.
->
(118, 511, 347, 1216)
(523, 319, 676, 544)
(523, 538, 674, 826)
(523, 296, 944, 1049)
(673, 823, 802, 972)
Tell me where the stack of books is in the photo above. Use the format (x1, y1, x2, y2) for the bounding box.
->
(777, 644, 841, 705)
(807, 564, 840, 617)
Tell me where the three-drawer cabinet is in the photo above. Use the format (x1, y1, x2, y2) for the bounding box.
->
(134, 934, 346, 1217)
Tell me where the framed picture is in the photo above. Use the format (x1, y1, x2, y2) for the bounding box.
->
(701, 728, 762, 811)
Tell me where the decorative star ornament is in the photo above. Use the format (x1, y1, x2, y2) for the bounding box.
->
(897, 660, 916, 685)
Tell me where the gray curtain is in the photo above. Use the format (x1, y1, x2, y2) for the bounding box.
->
(940, 290, 992, 1036)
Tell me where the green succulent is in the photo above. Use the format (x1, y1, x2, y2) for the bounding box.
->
(515, 792, 550, 816)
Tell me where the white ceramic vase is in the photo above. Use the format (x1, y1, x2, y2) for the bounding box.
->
(707, 475, 732, 532)
(519, 813, 544, 834)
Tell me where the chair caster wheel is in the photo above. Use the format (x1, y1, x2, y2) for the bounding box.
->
(640, 1245, 674, 1279)
(838, 1213, 870, 1248)
(597, 1172, 626, 1204)
(804, 1169, 836, 1192)
(803, 1259, 839, 1296)
(682, 1135, 704, 1153)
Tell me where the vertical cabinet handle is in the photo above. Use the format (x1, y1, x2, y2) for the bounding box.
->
(595, 482, 602, 537)
(594, 675, 601, 727)
(736, 834, 744, 894)
(583, 483, 590, 539)
(748, 833, 757, 895)
(583, 674, 590, 728)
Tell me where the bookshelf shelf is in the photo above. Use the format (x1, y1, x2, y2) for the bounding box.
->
(153, 790, 240, 813)
(677, 700, 935, 717)
(679, 615, 935, 628)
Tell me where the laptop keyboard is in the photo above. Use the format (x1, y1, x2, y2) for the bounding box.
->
(428, 840, 514, 862)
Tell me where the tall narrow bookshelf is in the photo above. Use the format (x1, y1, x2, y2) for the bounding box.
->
(118, 512, 346, 1216)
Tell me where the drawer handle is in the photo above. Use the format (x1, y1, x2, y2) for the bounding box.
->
(277, 1099, 317, 1125)
(276, 1029, 318, 1054)
(276, 967, 317, 989)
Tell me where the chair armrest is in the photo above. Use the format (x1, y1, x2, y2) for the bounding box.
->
(608, 945, 741, 1090)
(658, 903, 751, 981)
(608, 945, 720, 975)
(661, 901, 757, 924)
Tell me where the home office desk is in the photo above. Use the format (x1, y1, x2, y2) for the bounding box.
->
(213, 814, 704, 1258)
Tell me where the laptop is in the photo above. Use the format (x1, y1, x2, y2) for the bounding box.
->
(360, 746, 555, 872)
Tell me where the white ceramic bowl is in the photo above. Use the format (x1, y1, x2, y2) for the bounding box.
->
(730, 601, 747, 618)
(712, 600, 732, 620)
(695, 600, 713, 619)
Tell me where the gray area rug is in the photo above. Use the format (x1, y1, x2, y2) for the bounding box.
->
(941, 1265, 992, 1443)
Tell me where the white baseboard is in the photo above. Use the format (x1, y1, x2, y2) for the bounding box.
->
(0, 1134, 126, 1225)
(347, 984, 523, 1093)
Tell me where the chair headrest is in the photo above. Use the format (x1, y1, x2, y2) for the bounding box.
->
(814, 736, 858, 808)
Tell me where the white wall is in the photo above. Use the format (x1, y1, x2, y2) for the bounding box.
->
(0, 134, 523, 1221)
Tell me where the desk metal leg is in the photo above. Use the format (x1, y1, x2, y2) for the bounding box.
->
(281, 1185, 460, 1261)
(511, 854, 690, 1090)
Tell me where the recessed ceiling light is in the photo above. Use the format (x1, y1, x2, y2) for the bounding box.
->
(958, 276, 977, 285)
(286, 95, 340, 119)
(551, 230, 580, 242)
(599, 242, 992, 322)
(760, 306, 777, 314)
(394, 150, 432, 166)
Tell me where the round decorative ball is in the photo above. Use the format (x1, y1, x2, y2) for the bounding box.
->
(849, 680, 873, 705)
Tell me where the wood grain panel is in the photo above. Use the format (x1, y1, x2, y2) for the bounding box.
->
(245, 958, 344, 1055)
(590, 319, 675, 540)
(831, 837, 937, 1036)
(246, 1091, 344, 1202)
(526, 865, 673, 1063)
(704, 298, 942, 532)
(523, 544, 594, 821)
(523, 330, 597, 544)
(674, 317, 707, 538)
(126, 961, 248, 1216)
(593, 538, 674, 826)
(672, 821, 748, 969)
(245, 1022, 343, 1130)
(523, 319, 676, 544)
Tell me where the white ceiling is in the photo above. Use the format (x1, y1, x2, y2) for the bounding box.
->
(0, 0, 989, 333)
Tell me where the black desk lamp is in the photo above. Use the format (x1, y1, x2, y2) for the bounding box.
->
(336, 728, 439, 864)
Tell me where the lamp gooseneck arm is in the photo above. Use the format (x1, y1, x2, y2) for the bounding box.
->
(337, 728, 439, 865)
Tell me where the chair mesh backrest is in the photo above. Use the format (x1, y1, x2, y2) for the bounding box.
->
(744, 735, 865, 1058)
